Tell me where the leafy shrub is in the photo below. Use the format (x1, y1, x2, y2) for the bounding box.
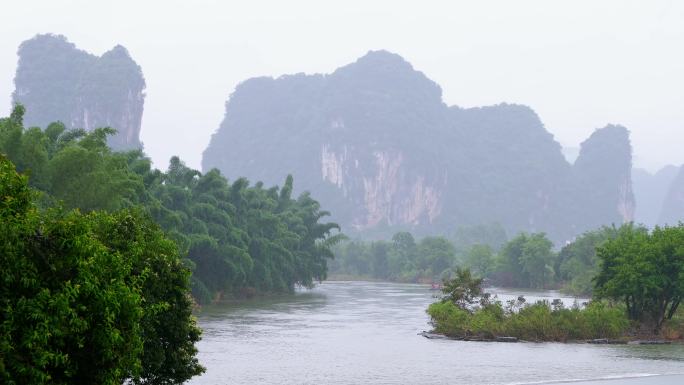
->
(428, 297, 629, 341)
(426, 302, 470, 337)
(429, 267, 630, 341)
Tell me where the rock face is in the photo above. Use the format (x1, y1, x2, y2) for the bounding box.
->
(202, 50, 635, 242)
(658, 165, 684, 225)
(632, 165, 678, 227)
(12, 34, 145, 150)
(570, 125, 635, 232)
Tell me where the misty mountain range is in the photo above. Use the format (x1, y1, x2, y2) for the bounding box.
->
(12, 34, 145, 150)
(10, 34, 684, 242)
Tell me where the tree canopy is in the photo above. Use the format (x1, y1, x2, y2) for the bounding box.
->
(0, 155, 202, 384)
(329, 232, 457, 282)
(0, 105, 342, 305)
(595, 223, 684, 331)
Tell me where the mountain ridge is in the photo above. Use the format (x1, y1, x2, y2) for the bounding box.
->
(203, 50, 634, 242)
(12, 34, 146, 150)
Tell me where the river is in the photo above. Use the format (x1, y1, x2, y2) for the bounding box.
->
(189, 281, 684, 384)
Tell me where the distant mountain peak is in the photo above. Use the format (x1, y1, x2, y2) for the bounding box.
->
(328, 50, 443, 106)
(203, 52, 634, 242)
(12, 34, 146, 150)
(354, 50, 414, 69)
(659, 165, 684, 225)
(21, 33, 73, 48)
(105, 44, 133, 58)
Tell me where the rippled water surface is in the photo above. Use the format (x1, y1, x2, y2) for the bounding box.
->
(189, 281, 684, 385)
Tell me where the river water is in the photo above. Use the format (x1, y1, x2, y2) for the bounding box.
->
(189, 281, 684, 385)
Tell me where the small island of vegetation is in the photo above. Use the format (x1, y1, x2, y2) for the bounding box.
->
(426, 224, 684, 342)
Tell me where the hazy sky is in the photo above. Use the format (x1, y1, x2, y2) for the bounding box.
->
(1, 0, 683, 172)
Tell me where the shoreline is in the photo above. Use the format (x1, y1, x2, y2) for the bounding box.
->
(419, 331, 682, 345)
(538, 374, 684, 385)
(324, 277, 589, 296)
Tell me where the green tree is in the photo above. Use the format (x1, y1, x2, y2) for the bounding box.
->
(464, 244, 495, 278)
(0, 107, 144, 212)
(330, 233, 461, 283)
(417, 236, 457, 278)
(495, 233, 556, 288)
(440, 268, 485, 311)
(556, 226, 618, 295)
(520, 233, 555, 289)
(495, 233, 529, 287)
(369, 241, 391, 279)
(595, 223, 684, 331)
(1, 156, 143, 384)
(1, 105, 342, 304)
(89, 210, 204, 384)
(0, 155, 203, 384)
(389, 232, 418, 279)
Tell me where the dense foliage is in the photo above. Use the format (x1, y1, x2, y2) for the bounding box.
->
(427, 299, 628, 342)
(493, 232, 555, 289)
(0, 105, 342, 304)
(427, 268, 629, 341)
(0, 155, 202, 384)
(148, 160, 343, 303)
(331, 227, 611, 293)
(428, 222, 684, 339)
(555, 226, 619, 294)
(595, 223, 684, 331)
(329, 232, 457, 282)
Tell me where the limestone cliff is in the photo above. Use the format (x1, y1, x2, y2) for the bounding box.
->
(658, 165, 684, 225)
(569, 125, 635, 233)
(632, 165, 678, 227)
(202, 50, 634, 242)
(12, 34, 145, 150)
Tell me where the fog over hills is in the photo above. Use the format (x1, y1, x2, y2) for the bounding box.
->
(3, 4, 684, 384)
(12, 34, 145, 150)
(12, 35, 682, 239)
(632, 166, 679, 227)
(658, 165, 684, 225)
(203, 50, 634, 242)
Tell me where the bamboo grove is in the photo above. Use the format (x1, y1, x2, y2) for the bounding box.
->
(0, 105, 343, 304)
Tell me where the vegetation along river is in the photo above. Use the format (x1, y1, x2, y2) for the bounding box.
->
(189, 281, 684, 385)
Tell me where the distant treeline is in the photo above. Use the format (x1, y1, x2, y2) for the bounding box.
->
(0, 105, 342, 304)
(330, 223, 619, 295)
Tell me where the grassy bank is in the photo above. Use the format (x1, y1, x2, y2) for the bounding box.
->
(426, 268, 684, 343)
(427, 299, 629, 341)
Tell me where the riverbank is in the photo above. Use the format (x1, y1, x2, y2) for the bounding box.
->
(420, 330, 680, 346)
(427, 298, 684, 343)
(325, 274, 393, 282)
(548, 374, 684, 385)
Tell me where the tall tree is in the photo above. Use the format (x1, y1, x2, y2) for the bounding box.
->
(595, 223, 684, 331)
(0, 155, 203, 384)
